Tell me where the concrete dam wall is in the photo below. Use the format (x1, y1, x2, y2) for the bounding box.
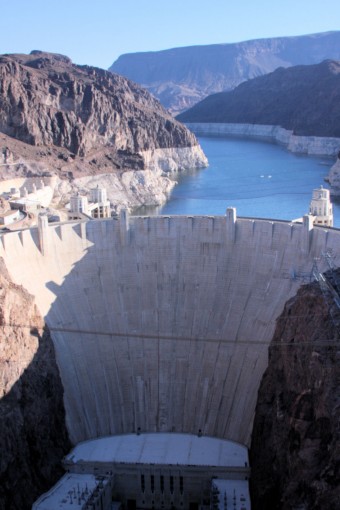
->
(1, 212, 339, 446)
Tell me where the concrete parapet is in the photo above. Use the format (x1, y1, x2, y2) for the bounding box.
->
(38, 214, 49, 256)
(119, 209, 130, 245)
(226, 207, 237, 223)
(303, 214, 314, 254)
(226, 207, 237, 244)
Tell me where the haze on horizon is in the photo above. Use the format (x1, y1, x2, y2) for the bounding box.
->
(1, 0, 340, 70)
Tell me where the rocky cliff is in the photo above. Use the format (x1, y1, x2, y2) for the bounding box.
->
(327, 153, 340, 195)
(0, 51, 199, 156)
(0, 51, 207, 212)
(178, 60, 340, 138)
(250, 274, 340, 509)
(110, 31, 340, 114)
(0, 258, 71, 509)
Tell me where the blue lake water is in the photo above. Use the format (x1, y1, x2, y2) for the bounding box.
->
(145, 137, 340, 226)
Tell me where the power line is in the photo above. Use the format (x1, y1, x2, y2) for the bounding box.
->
(1, 322, 338, 348)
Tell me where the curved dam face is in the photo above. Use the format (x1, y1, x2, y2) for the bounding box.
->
(1, 212, 339, 446)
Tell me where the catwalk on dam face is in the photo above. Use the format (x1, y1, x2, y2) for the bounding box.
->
(1, 211, 339, 445)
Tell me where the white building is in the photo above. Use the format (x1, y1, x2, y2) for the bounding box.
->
(309, 185, 333, 227)
(60, 433, 250, 510)
(33, 433, 251, 509)
(90, 186, 107, 204)
(70, 193, 89, 219)
(32, 473, 115, 510)
(0, 209, 21, 226)
(88, 186, 110, 219)
(211, 479, 250, 510)
(9, 180, 53, 213)
(68, 187, 111, 221)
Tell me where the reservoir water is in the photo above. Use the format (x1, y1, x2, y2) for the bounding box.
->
(146, 137, 340, 226)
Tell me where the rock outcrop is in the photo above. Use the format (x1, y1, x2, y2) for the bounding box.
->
(250, 274, 340, 509)
(0, 51, 199, 156)
(327, 153, 340, 195)
(110, 31, 340, 114)
(178, 60, 340, 139)
(0, 51, 207, 212)
(0, 258, 71, 510)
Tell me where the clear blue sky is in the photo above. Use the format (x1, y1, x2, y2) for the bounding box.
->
(1, 0, 340, 69)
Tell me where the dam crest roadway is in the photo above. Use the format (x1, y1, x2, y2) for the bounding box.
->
(1, 209, 339, 446)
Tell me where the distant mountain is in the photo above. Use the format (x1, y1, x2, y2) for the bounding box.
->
(177, 60, 340, 138)
(109, 31, 340, 114)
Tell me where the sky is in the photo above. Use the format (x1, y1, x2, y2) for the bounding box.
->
(1, 0, 340, 70)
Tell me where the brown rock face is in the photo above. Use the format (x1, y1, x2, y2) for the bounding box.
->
(177, 60, 340, 138)
(0, 258, 71, 510)
(0, 51, 198, 159)
(250, 275, 340, 509)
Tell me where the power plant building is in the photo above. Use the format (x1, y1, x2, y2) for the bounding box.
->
(34, 434, 250, 510)
(32, 473, 114, 510)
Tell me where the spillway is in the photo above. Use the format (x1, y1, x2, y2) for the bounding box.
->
(1, 210, 339, 445)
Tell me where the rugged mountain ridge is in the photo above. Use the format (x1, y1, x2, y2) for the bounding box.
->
(0, 51, 207, 212)
(0, 258, 71, 510)
(0, 51, 198, 156)
(250, 274, 340, 509)
(110, 31, 340, 113)
(178, 60, 340, 138)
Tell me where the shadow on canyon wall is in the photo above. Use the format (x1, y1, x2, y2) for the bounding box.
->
(250, 275, 340, 510)
(0, 274, 71, 510)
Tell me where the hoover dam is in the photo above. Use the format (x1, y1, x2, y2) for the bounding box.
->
(1, 209, 339, 451)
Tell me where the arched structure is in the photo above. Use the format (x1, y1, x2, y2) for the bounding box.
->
(1, 210, 339, 445)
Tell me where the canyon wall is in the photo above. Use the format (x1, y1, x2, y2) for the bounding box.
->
(0, 52, 207, 213)
(250, 276, 340, 509)
(327, 156, 340, 196)
(0, 52, 199, 157)
(0, 259, 70, 510)
(1, 213, 339, 448)
(185, 122, 340, 157)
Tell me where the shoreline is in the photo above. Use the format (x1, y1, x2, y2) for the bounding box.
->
(185, 122, 340, 158)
